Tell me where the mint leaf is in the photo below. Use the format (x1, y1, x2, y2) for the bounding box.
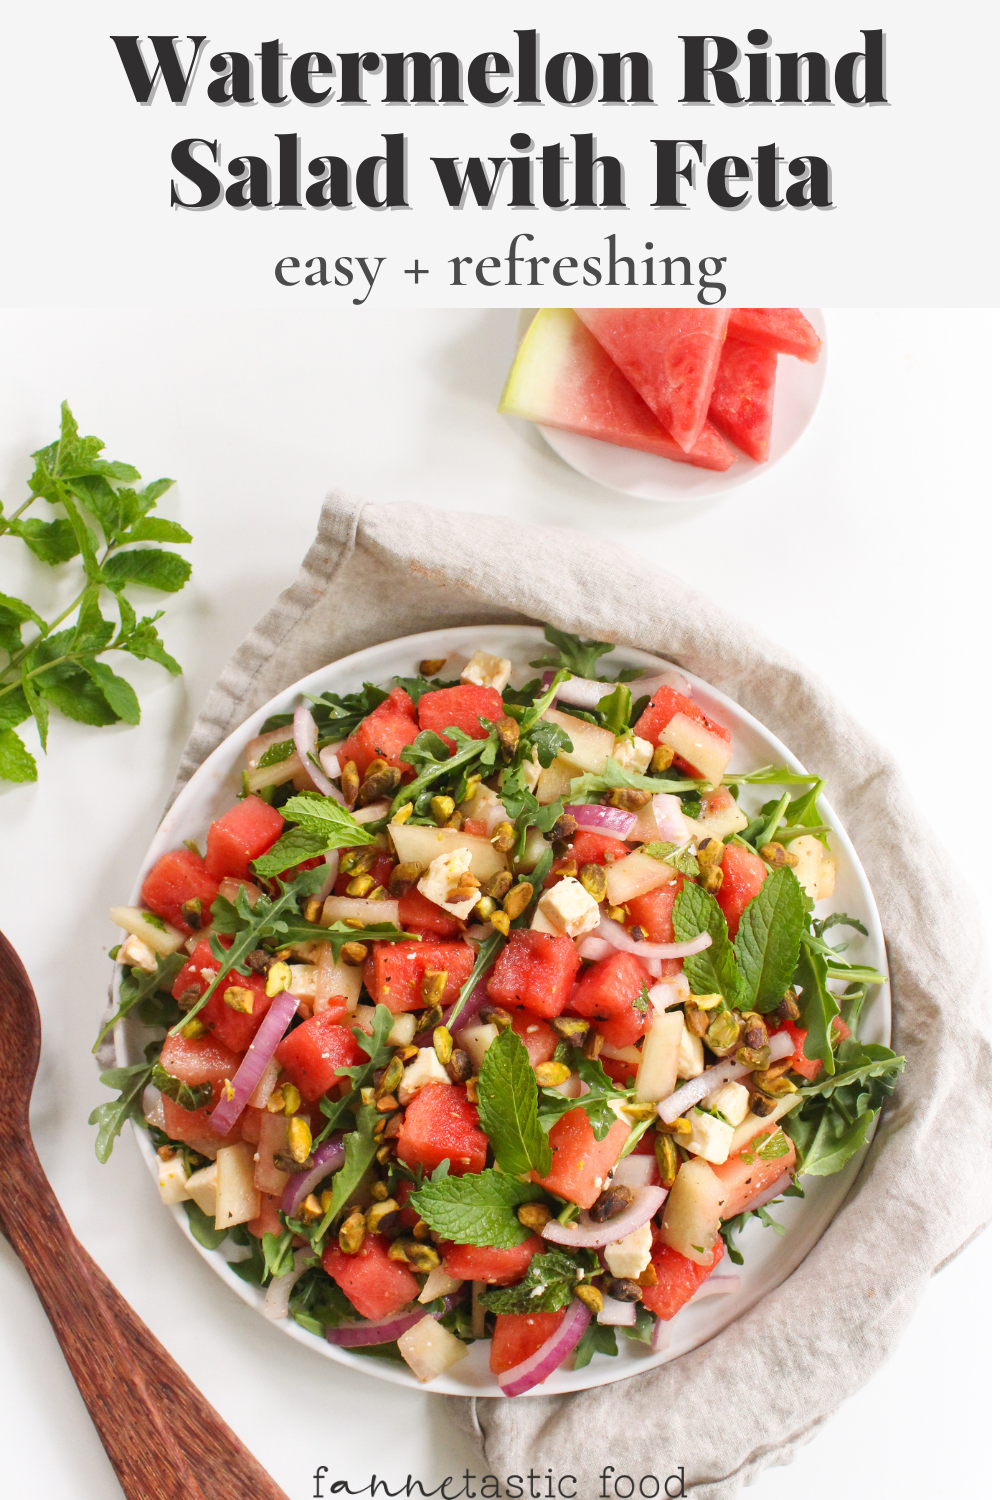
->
(538, 1056, 630, 1142)
(672, 880, 745, 1008)
(477, 1026, 552, 1177)
(103, 548, 191, 593)
(0, 592, 44, 653)
(7, 516, 80, 565)
(643, 841, 700, 876)
(0, 728, 37, 782)
(479, 1247, 600, 1314)
(251, 792, 378, 877)
(733, 866, 806, 1014)
(408, 1172, 545, 1248)
(116, 614, 182, 675)
(82, 660, 141, 725)
(124, 517, 191, 544)
(150, 1061, 212, 1112)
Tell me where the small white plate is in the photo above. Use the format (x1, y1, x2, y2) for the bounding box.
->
(519, 309, 828, 502)
(115, 623, 888, 1398)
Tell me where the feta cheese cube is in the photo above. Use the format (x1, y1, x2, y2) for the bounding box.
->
(417, 848, 480, 919)
(603, 1221, 653, 1281)
(685, 1107, 735, 1165)
(537, 877, 601, 938)
(119, 934, 158, 973)
(676, 1024, 705, 1080)
(399, 1047, 453, 1105)
(530, 905, 561, 935)
(460, 650, 512, 694)
(612, 735, 654, 775)
(701, 1080, 750, 1128)
(157, 1153, 192, 1206)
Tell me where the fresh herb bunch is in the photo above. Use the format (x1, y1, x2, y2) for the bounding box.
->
(0, 402, 189, 784)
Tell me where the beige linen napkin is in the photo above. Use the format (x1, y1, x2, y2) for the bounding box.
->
(172, 491, 990, 1497)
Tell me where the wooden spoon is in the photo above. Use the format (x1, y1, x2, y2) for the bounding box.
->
(0, 928, 290, 1500)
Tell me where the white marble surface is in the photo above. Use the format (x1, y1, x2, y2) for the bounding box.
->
(0, 308, 991, 1498)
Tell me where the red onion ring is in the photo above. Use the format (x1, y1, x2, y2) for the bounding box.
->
(656, 1030, 795, 1124)
(597, 1295, 636, 1327)
(293, 704, 344, 801)
(280, 1136, 346, 1218)
(577, 936, 614, 962)
(651, 793, 688, 845)
(641, 957, 663, 979)
(315, 850, 340, 903)
(208, 989, 298, 1135)
(498, 1296, 592, 1396)
(741, 1171, 793, 1217)
(484, 801, 512, 835)
(326, 1293, 463, 1348)
(542, 1186, 667, 1250)
(650, 1317, 671, 1353)
(689, 1274, 741, 1302)
(263, 1246, 315, 1321)
(566, 804, 637, 838)
(596, 915, 712, 961)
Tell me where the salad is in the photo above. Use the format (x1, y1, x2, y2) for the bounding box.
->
(93, 628, 903, 1394)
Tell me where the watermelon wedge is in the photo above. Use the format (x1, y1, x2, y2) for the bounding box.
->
(708, 337, 777, 463)
(573, 308, 730, 452)
(500, 309, 734, 472)
(727, 308, 821, 364)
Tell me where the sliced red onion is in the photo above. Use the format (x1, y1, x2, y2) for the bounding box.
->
(596, 915, 712, 961)
(293, 704, 343, 801)
(647, 978, 688, 1012)
(463, 924, 493, 944)
(611, 1155, 657, 1188)
(741, 1171, 793, 1217)
(651, 793, 689, 845)
(689, 1274, 741, 1303)
(263, 1246, 315, 1321)
(656, 1030, 795, 1124)
(650, 1318, 671, 1353)
(485, 801, 512, 835)
(597, 1295, 636, 1327)
(327, 1293, 462, 1348)
(208, 989, 298, 1135)
(566, 803, 637, 839)
(352, 800, 390, 824)
(280, 1135, 346, 1218)
(542, 1186, 667, 1250)
(499, 1296, 592, 1397)
(635, 668, 694, 699)
(319, 745, 342, 779)
(315, 850, 340, 903)
(641, 956, 663, 979)
(577, 935, 614, 962)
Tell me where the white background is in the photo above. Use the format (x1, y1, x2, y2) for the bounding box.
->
(0, 308, 991, 1499)
(0, 1, 994, 305)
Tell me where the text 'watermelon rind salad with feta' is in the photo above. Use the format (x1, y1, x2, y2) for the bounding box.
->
(94, 629, 903, 1393)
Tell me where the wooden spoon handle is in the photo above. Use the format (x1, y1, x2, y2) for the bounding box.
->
(0, 1142, 209, 1500)
(87, 1255, 291, 1500)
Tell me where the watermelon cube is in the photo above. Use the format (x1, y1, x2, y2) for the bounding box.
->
(141, 849, 220, 936)
(574, 308, 730, 452)
(509, 1008, 558, 1068)
(500, 309, 734, 471)
(396, 887, 462, 939)
(396, 1083, 488, 1176)
(709, 338, 777, 463)
(531, 1109, 630, 1208)
(273, 1011, 365, 1101)
(633, 686, 730, 778)
(711, 1130, 795, 1219)
(623, 878, 690, 944)
(322, 1233, 420, 1320)
(490, 1311, 566, 1375)
(441, 1234, 545, 1285)
(567, 951, 647, 1020)
(339, 686, 418, 779)
(417, 683, 506, 752)
(486, 930, 581, 1019)
(641, 1237, 725, 1322)
(205, 796, 285, 880)
(715, 845, 768, 939)
(594, 1008, 654, 1051)
(727, 308, 821, 363)
(363, 940, 475, 1015)
(160, 1031, 242, 1087)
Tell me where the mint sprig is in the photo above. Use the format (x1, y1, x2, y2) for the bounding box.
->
(672, 880, 745, 1009)
(733, 865, 806, 1014)
(407, 1172, 545, 1248)
(251, 790, 379, 877)
(477, 1027, 552, 1177)
(0, 402, 189, 783)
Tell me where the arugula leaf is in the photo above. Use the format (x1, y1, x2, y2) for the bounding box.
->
(814, 912, 869, 942)
(732, 867, 806, 1014)
(311, 1105, 381, 1247)
(784, 1040, 903, 1177)
(477, 1026, 553, 1176)
(446, 929, 504, 1031)
(89, 1061, 153, 1162)
(622, 1305, 656, 1345)
(171, 865, 330, 1033)
(478, 1248, 599, 1314)
(316, 1004, 394, 1139)
(311, 682, 389, 739)
(795, 1041, 905, 1101)
(183, 1198, 229, 1250)
(261, 1229, 296, 1280)
(91, 952, 187, 1050)
(150, 1061, 213, 1112)
(408, 1172, 545, 1248)
(793, 941, 840, 1075)
(391, 727, 497, 820)
(643, 841, 700, 877)
(228, 1228, 269, 1285)
(780, 778, 829, 848)
(529, 625, 642, 684)
(672, 881, 745, 1009)
(785, 1105, 875, 1177)
(538, 1057, 630, 1142)
(592, 685, 633, 737)
(569, 757, 706, 803)
(574, 1321, 619, 1368)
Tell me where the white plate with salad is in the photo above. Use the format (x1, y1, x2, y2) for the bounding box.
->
(96, 624, 900, 1397)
